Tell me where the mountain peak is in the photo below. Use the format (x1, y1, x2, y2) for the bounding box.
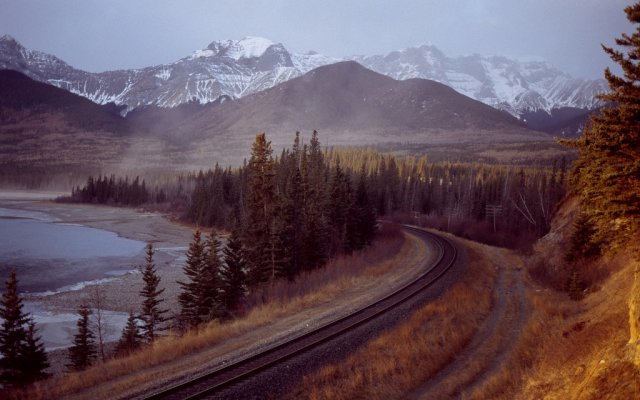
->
(0, 34, 23, 50)
(231, 36, 276, 59)
(1, 34, 16, 42)
(204, 36, 277, 60)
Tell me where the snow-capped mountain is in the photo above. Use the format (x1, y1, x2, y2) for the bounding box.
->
(0, 34, 605, 128)
(0, 35, 338, 111)
(351, 45, 606, 117)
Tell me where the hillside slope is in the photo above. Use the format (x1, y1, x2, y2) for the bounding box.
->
(0, 70, 177, 173)
(510, 197, 640, 399)
(163, 61, 553, 165)
(0, 64, 560, 172)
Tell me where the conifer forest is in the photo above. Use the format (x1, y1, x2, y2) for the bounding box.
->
(69, 130, 567, 249)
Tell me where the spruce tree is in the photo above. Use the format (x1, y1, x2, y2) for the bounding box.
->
(19, 318, 50, 384)
(564, 212, 600, 263)
(67, 305, 96, 371)
(0, 270, 29, 385)
(221, 227, 247, 315)
(201, 231, 224, 322)
(564, 2, 640, 253)
(282, 143, 305, 278)
(303, 130, 329, 269)
(115, 312, 142, 356)
(177, 230, 206, 329)
(244, 133, 278, 285)
(350, 169, 377, 250)
(139, 243, 169, 342)
(327, 160, 353, 255)
(301, 181, 328, 266)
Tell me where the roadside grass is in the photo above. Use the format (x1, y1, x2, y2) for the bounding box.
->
(6, 223, 412, 400)
(424, 252, 521, 399)
(288, 236, 498, 400)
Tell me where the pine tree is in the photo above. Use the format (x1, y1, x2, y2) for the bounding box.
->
(302, 132, 329, 270)
(564, 2, 640, 253)
(564, 212, 600, 263)
(139, 243, 169, 342)
(67, 305, 96, 371)
(0, 270, 29, 385)
(350, 169, 377, 250)
(244, 133, 279, 285)
(327, 160, 353, 255)
(221, 227, 247, 315)
(200, 231, 224, 322)
(115, 312, 142, 356)
(177, 229, 206, 329)
(19, 318, 50, 383)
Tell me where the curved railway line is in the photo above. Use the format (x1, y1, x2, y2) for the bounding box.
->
(143, 225, 458, 400)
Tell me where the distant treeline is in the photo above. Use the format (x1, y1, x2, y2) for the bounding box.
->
(323, 148, 567, 248)
(66, 131, 566, 249)
(64, 175, 154, 206)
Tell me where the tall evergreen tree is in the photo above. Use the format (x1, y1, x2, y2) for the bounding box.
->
(244, 133, 280, 284)
(115, 312, 142, 356)
(349, 169, 377, 251)
(67, 305, 96, 371)
(139, 243, 169, 342)
(200, 231, 225, 322)
(177, 230, 206, 329)
(327, 160, 353, 255)
(301, 132, 329, 270)
(221, 227, 247, 315)
(564, 2, 640, 253)
(0, 270, 30, 385)
(562, 2, 640, 347)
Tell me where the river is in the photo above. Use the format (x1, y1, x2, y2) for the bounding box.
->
(0, 191, 193, 350)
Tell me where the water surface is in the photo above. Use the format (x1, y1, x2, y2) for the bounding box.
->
(0, 206, 146, 292)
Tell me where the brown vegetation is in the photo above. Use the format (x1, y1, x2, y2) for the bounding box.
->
(466, 199, 640, 399)
(287, 236, 498, 399)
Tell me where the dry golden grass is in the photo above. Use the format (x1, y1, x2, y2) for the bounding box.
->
(5, 224, 412, 400)
(287, 238, 498, 400)
(467, 251, 639, 400)
(421, 251, 523, 399)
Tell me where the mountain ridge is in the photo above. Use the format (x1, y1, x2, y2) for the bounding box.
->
(0, 35, 338, 111)
(0, 34, 604, 131)
(145, 60, 550, 166)
(1, 64, 558, 170)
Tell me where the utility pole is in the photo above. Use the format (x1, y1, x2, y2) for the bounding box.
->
(486, 204, 503, 233)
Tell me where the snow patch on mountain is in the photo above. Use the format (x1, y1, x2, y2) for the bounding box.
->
(189, 49, 215, 59)
(352, 46, 606, 117)
(226, 36, 275, 60)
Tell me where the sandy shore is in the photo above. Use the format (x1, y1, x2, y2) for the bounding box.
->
(0, 190, 195, 361)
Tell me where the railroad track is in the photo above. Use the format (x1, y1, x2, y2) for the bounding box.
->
(144, 226, 457, 400)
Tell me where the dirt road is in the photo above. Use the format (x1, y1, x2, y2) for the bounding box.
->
(408, 245, 528, 399)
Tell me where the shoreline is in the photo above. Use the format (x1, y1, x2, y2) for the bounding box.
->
(0, 190, 194, 357)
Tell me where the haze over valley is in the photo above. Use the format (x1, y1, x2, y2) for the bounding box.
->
(0, 1, 638, 399)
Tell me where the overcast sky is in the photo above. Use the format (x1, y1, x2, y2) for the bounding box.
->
(0, 0, 633, 78)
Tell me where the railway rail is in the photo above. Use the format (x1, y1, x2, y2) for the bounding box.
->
(144, 225, 457, 400)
